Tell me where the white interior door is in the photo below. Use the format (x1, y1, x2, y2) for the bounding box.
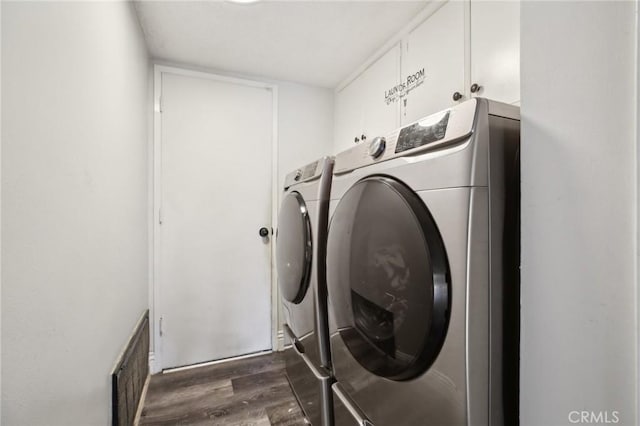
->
(158, 71, 273, 369)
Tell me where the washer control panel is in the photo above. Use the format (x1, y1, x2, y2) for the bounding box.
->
(334, 99, 478, 174)
(395, 111, 449, 154)
(368, 137, 386, 158)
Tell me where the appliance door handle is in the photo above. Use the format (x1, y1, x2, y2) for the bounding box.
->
(283, 324, 329, 381)
(332, 382, 374, 426)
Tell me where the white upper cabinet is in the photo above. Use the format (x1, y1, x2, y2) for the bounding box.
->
(334, 43, 401, 154)
(333, 0, 520, 152)
(334, 71, 365, 154)
(470, 0, 520, 104)
(360, 44, 401, 142)
(403, 1, 465, 124)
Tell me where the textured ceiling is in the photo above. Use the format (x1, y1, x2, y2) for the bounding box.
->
(134, 0, 428, 88)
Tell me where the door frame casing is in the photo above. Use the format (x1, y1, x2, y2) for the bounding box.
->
(150, 64, 279, 373)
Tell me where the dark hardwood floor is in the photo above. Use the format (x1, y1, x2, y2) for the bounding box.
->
(139, 352, 308, 426)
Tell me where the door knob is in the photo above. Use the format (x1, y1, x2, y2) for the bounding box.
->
(452, 92, 463, 101)
(259, 227, 270, 237)
(354, 136, 360, 144)
(470, 83, 481, 93)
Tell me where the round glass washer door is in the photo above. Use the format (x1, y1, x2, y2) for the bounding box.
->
(277, 191, 313, 304)
(327, 176, 451, 381)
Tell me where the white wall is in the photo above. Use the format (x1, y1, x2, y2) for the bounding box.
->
(0, 1, 3, 422)
(2, 2, 150, 425)
(277, 81, 334, 194)
(521, 2, 637, 425)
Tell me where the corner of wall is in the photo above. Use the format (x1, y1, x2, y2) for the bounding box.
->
(147, 58, 155, 376)
(635, 1, 640, 422)
(0, 0, 3, 423)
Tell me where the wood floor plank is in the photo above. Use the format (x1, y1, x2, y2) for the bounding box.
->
(141, 380, 234, 423)
(144, 379, 233, 407)
(205, 381, 295, 420)
(265, 400, 307, 426)
(231, 369, 289, 393)
(139, 352, 307, 426)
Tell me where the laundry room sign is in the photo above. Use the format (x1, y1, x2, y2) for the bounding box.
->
(384, 68, 425, 105)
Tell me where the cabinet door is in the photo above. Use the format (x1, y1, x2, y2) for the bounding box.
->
(403, 1, 465, 124)
(470, 0, 520, 104)
(360, 43, 401, 141)
(334, 44, 401, 154)
(334, 72, 365, 154)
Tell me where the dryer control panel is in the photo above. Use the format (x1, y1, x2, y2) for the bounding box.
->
(284, 156, 332, 189)
(334, 99, 478, 174)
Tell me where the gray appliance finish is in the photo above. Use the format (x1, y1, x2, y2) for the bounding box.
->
(326, 98, 520, 426)
(277, 157, 335, 426)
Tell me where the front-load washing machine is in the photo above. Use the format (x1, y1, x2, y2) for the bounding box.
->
(277, 156, 334, 426)
(326, 98, 520, 425)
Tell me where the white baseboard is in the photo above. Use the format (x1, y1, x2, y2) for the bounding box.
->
(162, 350, 272, 375)
(149, 351, 161, 374)
(277, 330, 285, 351)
